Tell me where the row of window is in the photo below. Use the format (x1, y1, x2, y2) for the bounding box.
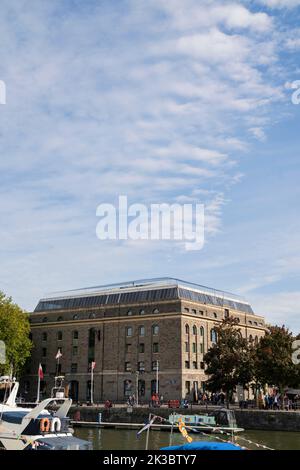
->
(184, 325, 217, 343)
(185, 342, 205, 353)
(127, 308, 159, 316)
(125, 361, 159, 372)
(126, 343, 159, 353)
(39, 307, 161, 323)
(185, 361, 205, 370)
(40, 325, 159, 342)
(126, 325, 159, 337)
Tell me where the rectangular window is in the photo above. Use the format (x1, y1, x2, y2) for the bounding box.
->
(153, 343, 159, 353)
(42, 348, 47, 357)
(192, 343, 197, 353)
(138, 361, 145, 371)
(200, 343, 204, 354)
(185, 342, 189, 352)
(41, 364, 46, 373)
(125, 362, 131, 372)
(193, 361, 197, 369)
(139, 343, 145, 353)
(72, 346, 78, 356)
(225, 309, 229, 319)
(152, 361, 159, 371)
(200, 361, 205, 370)
(125, 343, 131, 353)
(185, 381, 191, 394)
(71, 363, 77, 373)
(185, 361, 190, 369)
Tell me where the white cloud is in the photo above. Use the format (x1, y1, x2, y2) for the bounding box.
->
(252, 292, 300, 333)
(258, 0, 300, 8)
(0, 0, 295, 315)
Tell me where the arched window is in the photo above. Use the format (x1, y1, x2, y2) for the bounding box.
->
(210, 329, 217, 343)
(255, 336, 259, 345)
(193, 325, 197, 335)
(249, 334, 253, 342)
(185, 324, 190, 335)
(152, 324, 159, 336)
(43, 317, 48, 323)
(139, 309, 145, 315)
(57, 316, 63, 322)
(139, 326, 145, 336)
(42, 332, 47, 342)
(127, 310, 133, 316)
(89, 312, 96, 319)
(200, 326, 204, 337)
(153, 308, 159, 314)
(73, 314, 79, 320)
(213, 312, 217, 318)
(126, 326, 133, 337)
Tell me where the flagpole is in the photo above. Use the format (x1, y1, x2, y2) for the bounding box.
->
(91, 363, 94, 405)
(36, 365, 41, 403)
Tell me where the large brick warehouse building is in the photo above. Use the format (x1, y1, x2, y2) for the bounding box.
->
(22, 278, 266, 403)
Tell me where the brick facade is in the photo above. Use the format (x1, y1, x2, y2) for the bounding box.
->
(21, 279, 266, 403)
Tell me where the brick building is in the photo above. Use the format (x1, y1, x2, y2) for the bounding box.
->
(22, 278, 266, 402)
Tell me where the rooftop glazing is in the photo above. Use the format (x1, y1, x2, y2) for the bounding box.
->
(34, 277, 253, 314)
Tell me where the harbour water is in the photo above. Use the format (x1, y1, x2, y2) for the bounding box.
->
(74, 427, 300, 451)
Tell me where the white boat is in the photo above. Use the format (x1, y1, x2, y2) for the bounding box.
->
(168, 408, 244, 434)
(0, 377, 91, 450)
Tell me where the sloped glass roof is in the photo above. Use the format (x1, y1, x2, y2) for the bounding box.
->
(34, 277, 253, 314)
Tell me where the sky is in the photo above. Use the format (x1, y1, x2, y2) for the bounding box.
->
(0, 0, 300, 332)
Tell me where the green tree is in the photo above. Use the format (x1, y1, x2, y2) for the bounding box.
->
(0, 291, 32, 376)
(254, 325, 299, 406)
(204, 318, 253, 407)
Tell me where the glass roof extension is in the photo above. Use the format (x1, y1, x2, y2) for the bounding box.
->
(34, 277, 253, 314)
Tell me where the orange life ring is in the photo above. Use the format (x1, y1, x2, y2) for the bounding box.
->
(40, 417, 50, 433)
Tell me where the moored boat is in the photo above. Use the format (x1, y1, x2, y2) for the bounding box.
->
(0, 376, 91, 450)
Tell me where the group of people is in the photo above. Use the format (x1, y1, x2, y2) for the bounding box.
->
(150, 393, 163, 407)
(260, 392, 299, 410)
(196, 391, 226, 406)
(127, 394, 136, 406)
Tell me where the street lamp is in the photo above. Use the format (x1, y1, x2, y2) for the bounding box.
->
(133, 367, 145, 406)
(155, 360, 159, 395)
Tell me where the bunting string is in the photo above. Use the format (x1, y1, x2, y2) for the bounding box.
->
(136, 413, 274, 451)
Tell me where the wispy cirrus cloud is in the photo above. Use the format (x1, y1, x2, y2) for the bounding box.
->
(0, 0, 299, 330)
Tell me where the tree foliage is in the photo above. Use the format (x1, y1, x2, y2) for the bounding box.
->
(204, 320, 300, 406)
(204, 318, 253, 405)
(0, 291, 32, 376)
(254, 325, 299, 393)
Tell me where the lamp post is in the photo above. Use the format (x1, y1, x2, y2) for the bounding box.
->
(155, 360, 159, 395)
(135, 371, 139, 406)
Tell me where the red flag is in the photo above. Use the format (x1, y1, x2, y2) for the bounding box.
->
(38, 364, 44, 380)
(91, 361, 96, 370)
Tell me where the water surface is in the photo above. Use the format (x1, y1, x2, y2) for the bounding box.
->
(74, 427, 300, 450)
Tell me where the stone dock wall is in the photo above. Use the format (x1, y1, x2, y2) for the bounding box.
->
(70, 406, 300, 432)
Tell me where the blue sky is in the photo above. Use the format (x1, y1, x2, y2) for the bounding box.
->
(0, 0, 300, 331)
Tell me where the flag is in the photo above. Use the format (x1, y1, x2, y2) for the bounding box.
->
(55, 349, 62, 360)
(91, 361, 96, 370)
(38, 364, 44, 380)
